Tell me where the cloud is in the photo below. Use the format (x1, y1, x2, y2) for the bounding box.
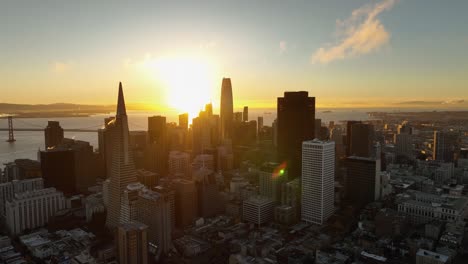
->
(312, 0, 397, 64)
(279, 41, 287, 53)
(395, 100, 466, 106)
(52, 61, 71, 73)
(396, 101, 443, 105)
(442, 99, 465, 105)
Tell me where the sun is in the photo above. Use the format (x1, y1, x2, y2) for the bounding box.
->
(151, 56, 216, 119)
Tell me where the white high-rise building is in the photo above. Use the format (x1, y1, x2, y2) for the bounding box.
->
(301, 140, 335, 225)
(5, 187, 66, 234)
(0, 178, 44, 217)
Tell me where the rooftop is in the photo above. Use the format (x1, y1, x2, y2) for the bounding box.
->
(416, 249, 449, 262)
(119, 221, 148, 231)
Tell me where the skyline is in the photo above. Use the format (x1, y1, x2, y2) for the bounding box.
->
(2, 0, 468, 112)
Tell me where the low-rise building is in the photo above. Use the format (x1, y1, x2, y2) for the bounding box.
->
(397, 190, 468, 225)
(243, 196, 275, 225)
(0, 178, 44, 217)
(416, 249, 449, 264)
(5, 187, 66, 235)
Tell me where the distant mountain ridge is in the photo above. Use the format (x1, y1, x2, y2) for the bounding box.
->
(0, 103, 114, 112)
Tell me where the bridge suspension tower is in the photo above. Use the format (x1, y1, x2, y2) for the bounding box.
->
(6, 116, 15, 142)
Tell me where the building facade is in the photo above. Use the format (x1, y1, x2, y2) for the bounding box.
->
(243, 196, 275, 225)
(0, 178, 44, 218)
(5, 187, 66, 235)
(346, 156, 381, 208)
(301, 140, 335, 225)
(106, 82, 139, 228)
(220, 78, 233, 140)
(117, 221, 148, 264)
(277, 91, 315, 179)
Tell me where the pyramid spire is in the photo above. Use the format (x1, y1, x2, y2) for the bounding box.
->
(116, 82, 127, 117)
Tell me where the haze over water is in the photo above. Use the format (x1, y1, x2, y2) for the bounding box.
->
(0, 109, 370, 167)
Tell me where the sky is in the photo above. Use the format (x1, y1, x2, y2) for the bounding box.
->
(2, 0, 468, 113)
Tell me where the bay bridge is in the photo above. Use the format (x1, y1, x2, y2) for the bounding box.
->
(1, 116, 102, 142)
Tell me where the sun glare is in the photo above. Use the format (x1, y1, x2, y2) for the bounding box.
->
(149, 56, 216, 119)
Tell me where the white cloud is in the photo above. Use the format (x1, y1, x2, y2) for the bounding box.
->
(312, 0, 397, 64)
(279, 41, 287, 53)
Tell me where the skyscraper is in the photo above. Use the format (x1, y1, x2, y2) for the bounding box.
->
(259, 162, 287, 202)
(433, 131, 459, 162)
(98, 116, 116, 178)
(243, 106, 248, 121)
(395, 133, 414, 160)
(117, 221, 148, 264)
(346, 156, 381, 209)
(136, 188, 172, 254)
(173, 179, 198, 228)
(348, 123, 374, 158)
(301, 140, 335, 225)
(147, 116, 167, 175)
(168, 151, 191, 178)
(148, 116, 166, 145)
(40, 138, 100, 195)
(220, 78, 233, 140)
(44, 121, 64, 149)
(192, 109, 219, 155)
(106, 82, 138, 228)
(277, 91, 315, 179)
(39, 148, 76, 194)
(178, 113, 189, 131)
(257, 116, 264, 135)
(345, 121, 361, 156)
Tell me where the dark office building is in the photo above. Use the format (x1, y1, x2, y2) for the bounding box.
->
(40, 149, 76, 195)
(2, 159, 42, 181)
(179, 113, 189, 131)
(148, 116, 167, 144)
(314, 119, 321, 139)
(98, 117, 116, 178)
(277, 91, 315, 179)
(193, 169, 224, 218)
(147, 116, 167, 175)
(233, 120, 257, 146)
(348, 123, 374, 158)
(173, 179, 198, 228)
(40, 138, 100, 194)
(433, 131, 459, 162)
(345, 121, 361, 156)
(257, 116, 264, 133)
(44, 121, 64, 149)
(192, 108, 220, 155)
(129, 131, 148, 169)
(346, 156, 380, 209)
(243, 106, 249, 122)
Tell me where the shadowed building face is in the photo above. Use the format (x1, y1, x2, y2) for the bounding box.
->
(220, 78, 233, 140)
(277, 91, 315, 179)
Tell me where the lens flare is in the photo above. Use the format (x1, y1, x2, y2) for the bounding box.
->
(273, 162, 287, 179)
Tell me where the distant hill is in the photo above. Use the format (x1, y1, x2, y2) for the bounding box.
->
(0, 102, 160, 118)
(0, 103, 114, 113)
